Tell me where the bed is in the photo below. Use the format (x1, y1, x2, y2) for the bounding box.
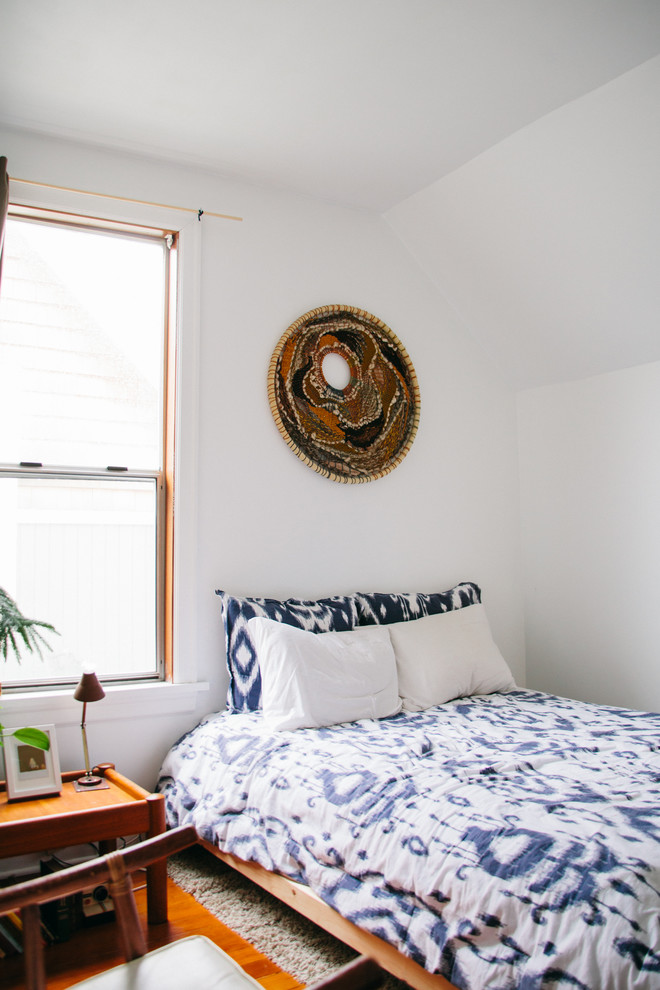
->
(157, 583, 660, 990)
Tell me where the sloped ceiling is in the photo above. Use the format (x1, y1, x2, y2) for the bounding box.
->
(3, 0, 659, 212)
(3, 0, 660, 387)
(387, 56, 660, 388)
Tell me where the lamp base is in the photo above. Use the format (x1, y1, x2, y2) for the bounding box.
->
(74, 774, 109, 791)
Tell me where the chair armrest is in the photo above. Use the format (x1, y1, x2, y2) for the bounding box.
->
(309, 955, 383, 990)
(0, 825, 197, 916)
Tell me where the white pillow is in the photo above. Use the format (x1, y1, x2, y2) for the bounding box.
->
(248, 616, 402, 731)
(388, 603, 515, 711)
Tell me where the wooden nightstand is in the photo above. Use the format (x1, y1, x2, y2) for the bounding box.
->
(0, 763, 168, 923)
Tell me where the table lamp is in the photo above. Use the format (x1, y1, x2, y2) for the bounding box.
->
(74, 671, 105, 787)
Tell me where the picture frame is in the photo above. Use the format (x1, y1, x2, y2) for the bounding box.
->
(2, 724, 62, 802)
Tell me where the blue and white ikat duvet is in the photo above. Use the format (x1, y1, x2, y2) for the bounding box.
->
(157, 690, 660, 989)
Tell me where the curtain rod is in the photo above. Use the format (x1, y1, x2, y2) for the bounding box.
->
(9, 175, 243, 222)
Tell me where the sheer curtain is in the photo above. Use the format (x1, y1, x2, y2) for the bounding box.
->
(0, 157, 8, 288)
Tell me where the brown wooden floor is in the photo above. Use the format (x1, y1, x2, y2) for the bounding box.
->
(1, 870, 303, 989)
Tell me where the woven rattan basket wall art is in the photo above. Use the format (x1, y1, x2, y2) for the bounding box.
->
(267, 305, 420, 483)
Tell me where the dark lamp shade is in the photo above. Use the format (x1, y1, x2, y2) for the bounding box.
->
(74, 672, 105, 704)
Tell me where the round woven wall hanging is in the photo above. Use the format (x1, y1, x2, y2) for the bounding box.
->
(268, 305, 420, 483)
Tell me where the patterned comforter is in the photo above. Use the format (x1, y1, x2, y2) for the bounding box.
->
(157, 690, 660, 989)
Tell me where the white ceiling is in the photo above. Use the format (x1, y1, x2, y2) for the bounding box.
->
(3, 0, 660, 212)
(4, 1, 660, 390)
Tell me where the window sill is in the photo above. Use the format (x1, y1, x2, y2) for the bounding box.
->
(0, 680, 210, 727)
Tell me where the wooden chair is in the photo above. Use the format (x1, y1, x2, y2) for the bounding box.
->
(0, 824, 383, 990)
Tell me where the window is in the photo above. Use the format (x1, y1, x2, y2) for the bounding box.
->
(0, 205, 176, 689)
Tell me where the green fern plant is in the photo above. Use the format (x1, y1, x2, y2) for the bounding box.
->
(1, 587, 58, 663)
(0, 587, 59, 751)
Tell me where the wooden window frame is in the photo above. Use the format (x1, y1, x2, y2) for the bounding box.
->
(0, 204, 177, 687)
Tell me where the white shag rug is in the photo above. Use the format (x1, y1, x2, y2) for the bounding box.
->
(168, 845, 410, 988)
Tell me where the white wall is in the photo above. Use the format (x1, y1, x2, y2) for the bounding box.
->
(0, 126, 524, 790)
(518, 361, 660, 713)
(385, 56, 660, 716)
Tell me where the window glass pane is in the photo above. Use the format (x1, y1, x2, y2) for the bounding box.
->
(0, 476, 157, 684)
(0, 218, 165, 469)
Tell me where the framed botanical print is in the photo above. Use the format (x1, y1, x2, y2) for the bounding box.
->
(2, 725, 62, 801)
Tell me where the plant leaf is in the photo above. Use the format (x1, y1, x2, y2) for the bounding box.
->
(0, 587, 59, 663)
(11, 727, 51, 750)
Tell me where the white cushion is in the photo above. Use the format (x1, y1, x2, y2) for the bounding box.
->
(248, 616, 402, 730)
(388, 603, 515, 711)
(70, 935, 262, 989)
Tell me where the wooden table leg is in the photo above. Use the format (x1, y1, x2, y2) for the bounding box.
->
(145, 792, 167, 924)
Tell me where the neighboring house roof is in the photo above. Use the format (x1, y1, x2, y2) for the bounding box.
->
(0, 224, 158, 469)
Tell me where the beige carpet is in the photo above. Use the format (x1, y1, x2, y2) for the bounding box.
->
(168, 844, 410, 988)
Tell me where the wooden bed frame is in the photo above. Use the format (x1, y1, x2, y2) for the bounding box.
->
(199, 837, 457, 990)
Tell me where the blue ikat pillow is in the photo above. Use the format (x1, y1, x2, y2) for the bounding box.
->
(216, 591, 360, 712)
(354, 581, 481, 626)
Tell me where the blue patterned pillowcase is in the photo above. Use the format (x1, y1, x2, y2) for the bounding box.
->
(216, 591, 360, 712)
(354, 581, 481, 626)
